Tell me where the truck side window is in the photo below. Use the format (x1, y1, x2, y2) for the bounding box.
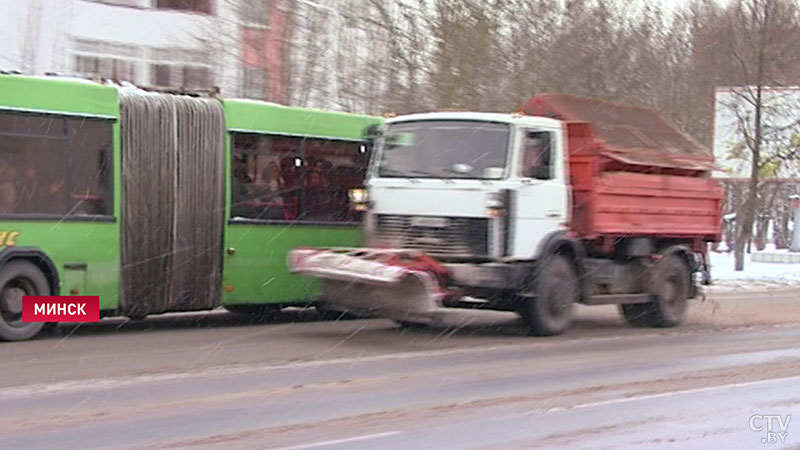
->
(522, 131, 552, 180)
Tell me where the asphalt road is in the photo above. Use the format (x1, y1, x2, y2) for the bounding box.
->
(1, 288, 799, 449)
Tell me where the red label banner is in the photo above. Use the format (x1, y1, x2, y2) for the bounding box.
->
(22, 296, 100, 322)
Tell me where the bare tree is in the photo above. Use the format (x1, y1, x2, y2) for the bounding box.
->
(204, 0, 800, 209)
(336, 0, 430, 114)
(710, 0, 800, 270)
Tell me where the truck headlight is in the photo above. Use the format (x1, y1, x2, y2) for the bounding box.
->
(348, 187, 371, 211)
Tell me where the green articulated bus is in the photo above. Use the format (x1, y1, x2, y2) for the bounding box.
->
(0, 73, 382, 341)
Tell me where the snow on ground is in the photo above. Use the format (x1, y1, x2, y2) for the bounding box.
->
(708, 250, 800, 291)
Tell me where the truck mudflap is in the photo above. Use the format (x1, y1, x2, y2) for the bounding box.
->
(289, 248, 455, 325)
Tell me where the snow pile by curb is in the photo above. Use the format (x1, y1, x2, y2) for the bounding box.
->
(708, 251, 800, 291)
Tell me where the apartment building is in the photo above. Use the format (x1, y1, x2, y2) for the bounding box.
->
(0, 0, 288, 102)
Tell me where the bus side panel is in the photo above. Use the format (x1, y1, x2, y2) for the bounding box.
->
(3, 221, 120, 309)
(222, 224, 361, 305)
(0, 75, 123, 311)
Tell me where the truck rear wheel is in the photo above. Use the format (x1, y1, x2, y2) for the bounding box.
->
(0, 260, 49, 342)
(620, 255, 690, 328)
(520, 255, 578, 336)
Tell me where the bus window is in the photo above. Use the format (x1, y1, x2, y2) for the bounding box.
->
(0, 113, 69, 216)
(0, 156, 16, 214)
(303, 138, 368, 223)
(69, 119, 113, 216)
(231, 133, 369, 224)
(0, 111, 113, 217)
(231, 133, 302, 221)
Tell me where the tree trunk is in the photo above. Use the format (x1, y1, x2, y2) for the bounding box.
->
(734, 94, 762, 269)
(733, 0, 769, 270)
(734, 94, 762, 270)
(734, 239, 746, 271)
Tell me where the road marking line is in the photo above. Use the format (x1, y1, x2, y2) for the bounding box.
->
(543, 374, 800, 413)
(267, 431, 401, 450)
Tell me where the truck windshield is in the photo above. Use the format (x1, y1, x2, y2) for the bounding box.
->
(378, 120, 510, 179)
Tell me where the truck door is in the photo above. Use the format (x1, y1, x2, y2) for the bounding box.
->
(513, 129, 569, 257)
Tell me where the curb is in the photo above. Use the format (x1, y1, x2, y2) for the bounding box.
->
(751, 252, 800, 264)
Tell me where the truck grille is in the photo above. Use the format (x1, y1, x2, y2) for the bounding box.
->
(374, 215, 489, 257)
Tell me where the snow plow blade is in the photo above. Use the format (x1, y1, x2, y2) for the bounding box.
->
(289, 248, 453, 325)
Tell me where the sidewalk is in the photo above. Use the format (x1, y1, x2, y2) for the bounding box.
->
(708, 250, 800, 291)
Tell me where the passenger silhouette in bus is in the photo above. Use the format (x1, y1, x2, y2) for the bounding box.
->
(305, 161, 335, 221)
(0, 157, 16, 214)
(231, 155, 254, 217)
(16, 167, 37, 213)
(278, 157, 300, 220)
(257, 161, 285, 220)
(15, 162, 66, 215)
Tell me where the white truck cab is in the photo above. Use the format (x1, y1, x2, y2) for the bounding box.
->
(292, 102, 716, 336)
(364, 112, 569, 263)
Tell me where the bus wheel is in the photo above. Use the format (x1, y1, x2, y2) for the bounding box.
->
(620, 255, 689, 328)
(519, 255, 577, 336)
(0, 260, 49, 341)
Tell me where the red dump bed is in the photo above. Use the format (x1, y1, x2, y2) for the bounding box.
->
(522, 94, 723, 244)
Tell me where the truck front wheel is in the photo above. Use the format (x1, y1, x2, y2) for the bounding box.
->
(620, 255, 690, 328)
(519, 255, 578, 336)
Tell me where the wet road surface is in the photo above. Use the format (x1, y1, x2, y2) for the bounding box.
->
(1, 288, 799, 449)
